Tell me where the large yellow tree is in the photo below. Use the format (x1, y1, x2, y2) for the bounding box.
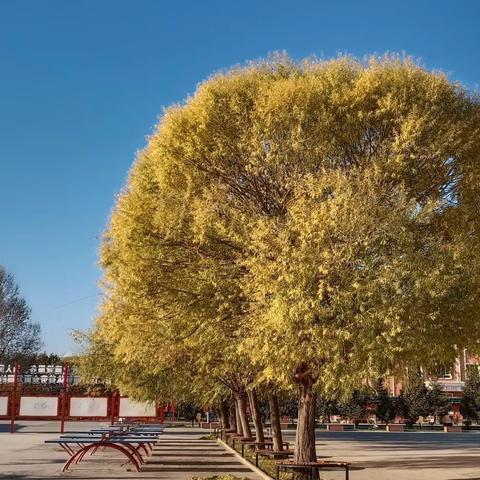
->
(94, 55, 480, 466)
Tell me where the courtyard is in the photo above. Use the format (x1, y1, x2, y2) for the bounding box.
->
(1, 2, 480, 479)
(1, 422, 480, 480)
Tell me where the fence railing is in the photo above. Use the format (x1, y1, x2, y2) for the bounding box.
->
(0, 364, 171, 433)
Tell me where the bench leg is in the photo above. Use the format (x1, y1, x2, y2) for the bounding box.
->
(76, 445, 94, 464)
(62, 443, 141, 472)
(63, 445, 98, 472)
(134, 443, 149, 458)
(117, 442, 145, 465)
(59, 442, 75, 456)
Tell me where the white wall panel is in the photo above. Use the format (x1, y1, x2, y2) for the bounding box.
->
(119, 398, 155, 417)
(0, 397, 8, 415)
(19, 396, 58, 416)
(69, 397, 108, 417)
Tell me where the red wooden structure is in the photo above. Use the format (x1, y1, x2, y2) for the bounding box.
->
(0, 363, 173, 432)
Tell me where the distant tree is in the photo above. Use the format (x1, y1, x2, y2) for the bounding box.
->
(461, 367, 480, 422)
(256, 391, 270, 420)
(374, 379, 397, 424)
(0, 266, 42, 366)
(176, 401, 200, 425)
(337, 390, 370, 427)
(427, 382, 450, 421)
(397, 373, 430, 425)
(278, 392, 298, 421)
(316, 396, 338, 424)
(32, 352, 61, 365)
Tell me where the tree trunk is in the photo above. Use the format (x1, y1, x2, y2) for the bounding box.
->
(294, 379, 317, 464)
(248, 388, 265, 443)
(219, 399, 230, 430)
(267, 390, 283, 451)
(228, 398, 237, 432)
(236, 394, 252, 437)
(217, 402, 224, 428)
(235, 399, 243, 435)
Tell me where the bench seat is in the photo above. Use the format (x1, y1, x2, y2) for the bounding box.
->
(255, 448, 294, 466)
(275, 459, 350, 480)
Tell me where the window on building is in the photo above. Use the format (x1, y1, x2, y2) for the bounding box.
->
(436, 365, 452, 379)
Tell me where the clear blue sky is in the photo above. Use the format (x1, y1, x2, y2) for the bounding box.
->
(0, 0, 478, 355)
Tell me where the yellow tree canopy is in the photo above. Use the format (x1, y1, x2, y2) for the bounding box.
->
(74, 329, 217, 404)
(94, 54, 480, 406)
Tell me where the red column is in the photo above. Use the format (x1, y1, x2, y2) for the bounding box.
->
(60, 364, 69, 433)
(110, 391, 117, 425)
(10, 363, 19, 434)
(159, 402, 165, 424)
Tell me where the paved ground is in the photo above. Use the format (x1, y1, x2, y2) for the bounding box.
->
(2, 422, 480, 479)
(142, 430, 259, 478)
(284, 429, 480, 480)
(0, 421, 260, 480)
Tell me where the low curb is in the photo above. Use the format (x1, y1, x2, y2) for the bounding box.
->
(217, 437, 274, 480)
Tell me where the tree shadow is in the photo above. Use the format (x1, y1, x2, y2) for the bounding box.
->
(355, 454, 480, 470)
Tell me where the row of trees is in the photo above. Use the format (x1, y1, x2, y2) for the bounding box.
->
(0, 265, 43, 367)
(374, 378, 451, 425)
(317, 369, 480, 428)
(78, 54, 480, 468)
(316, 377, 450, 426)
(0, 265, 65, 378)
(319, 371, 480, 427)
(210, 373, 476, 428)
